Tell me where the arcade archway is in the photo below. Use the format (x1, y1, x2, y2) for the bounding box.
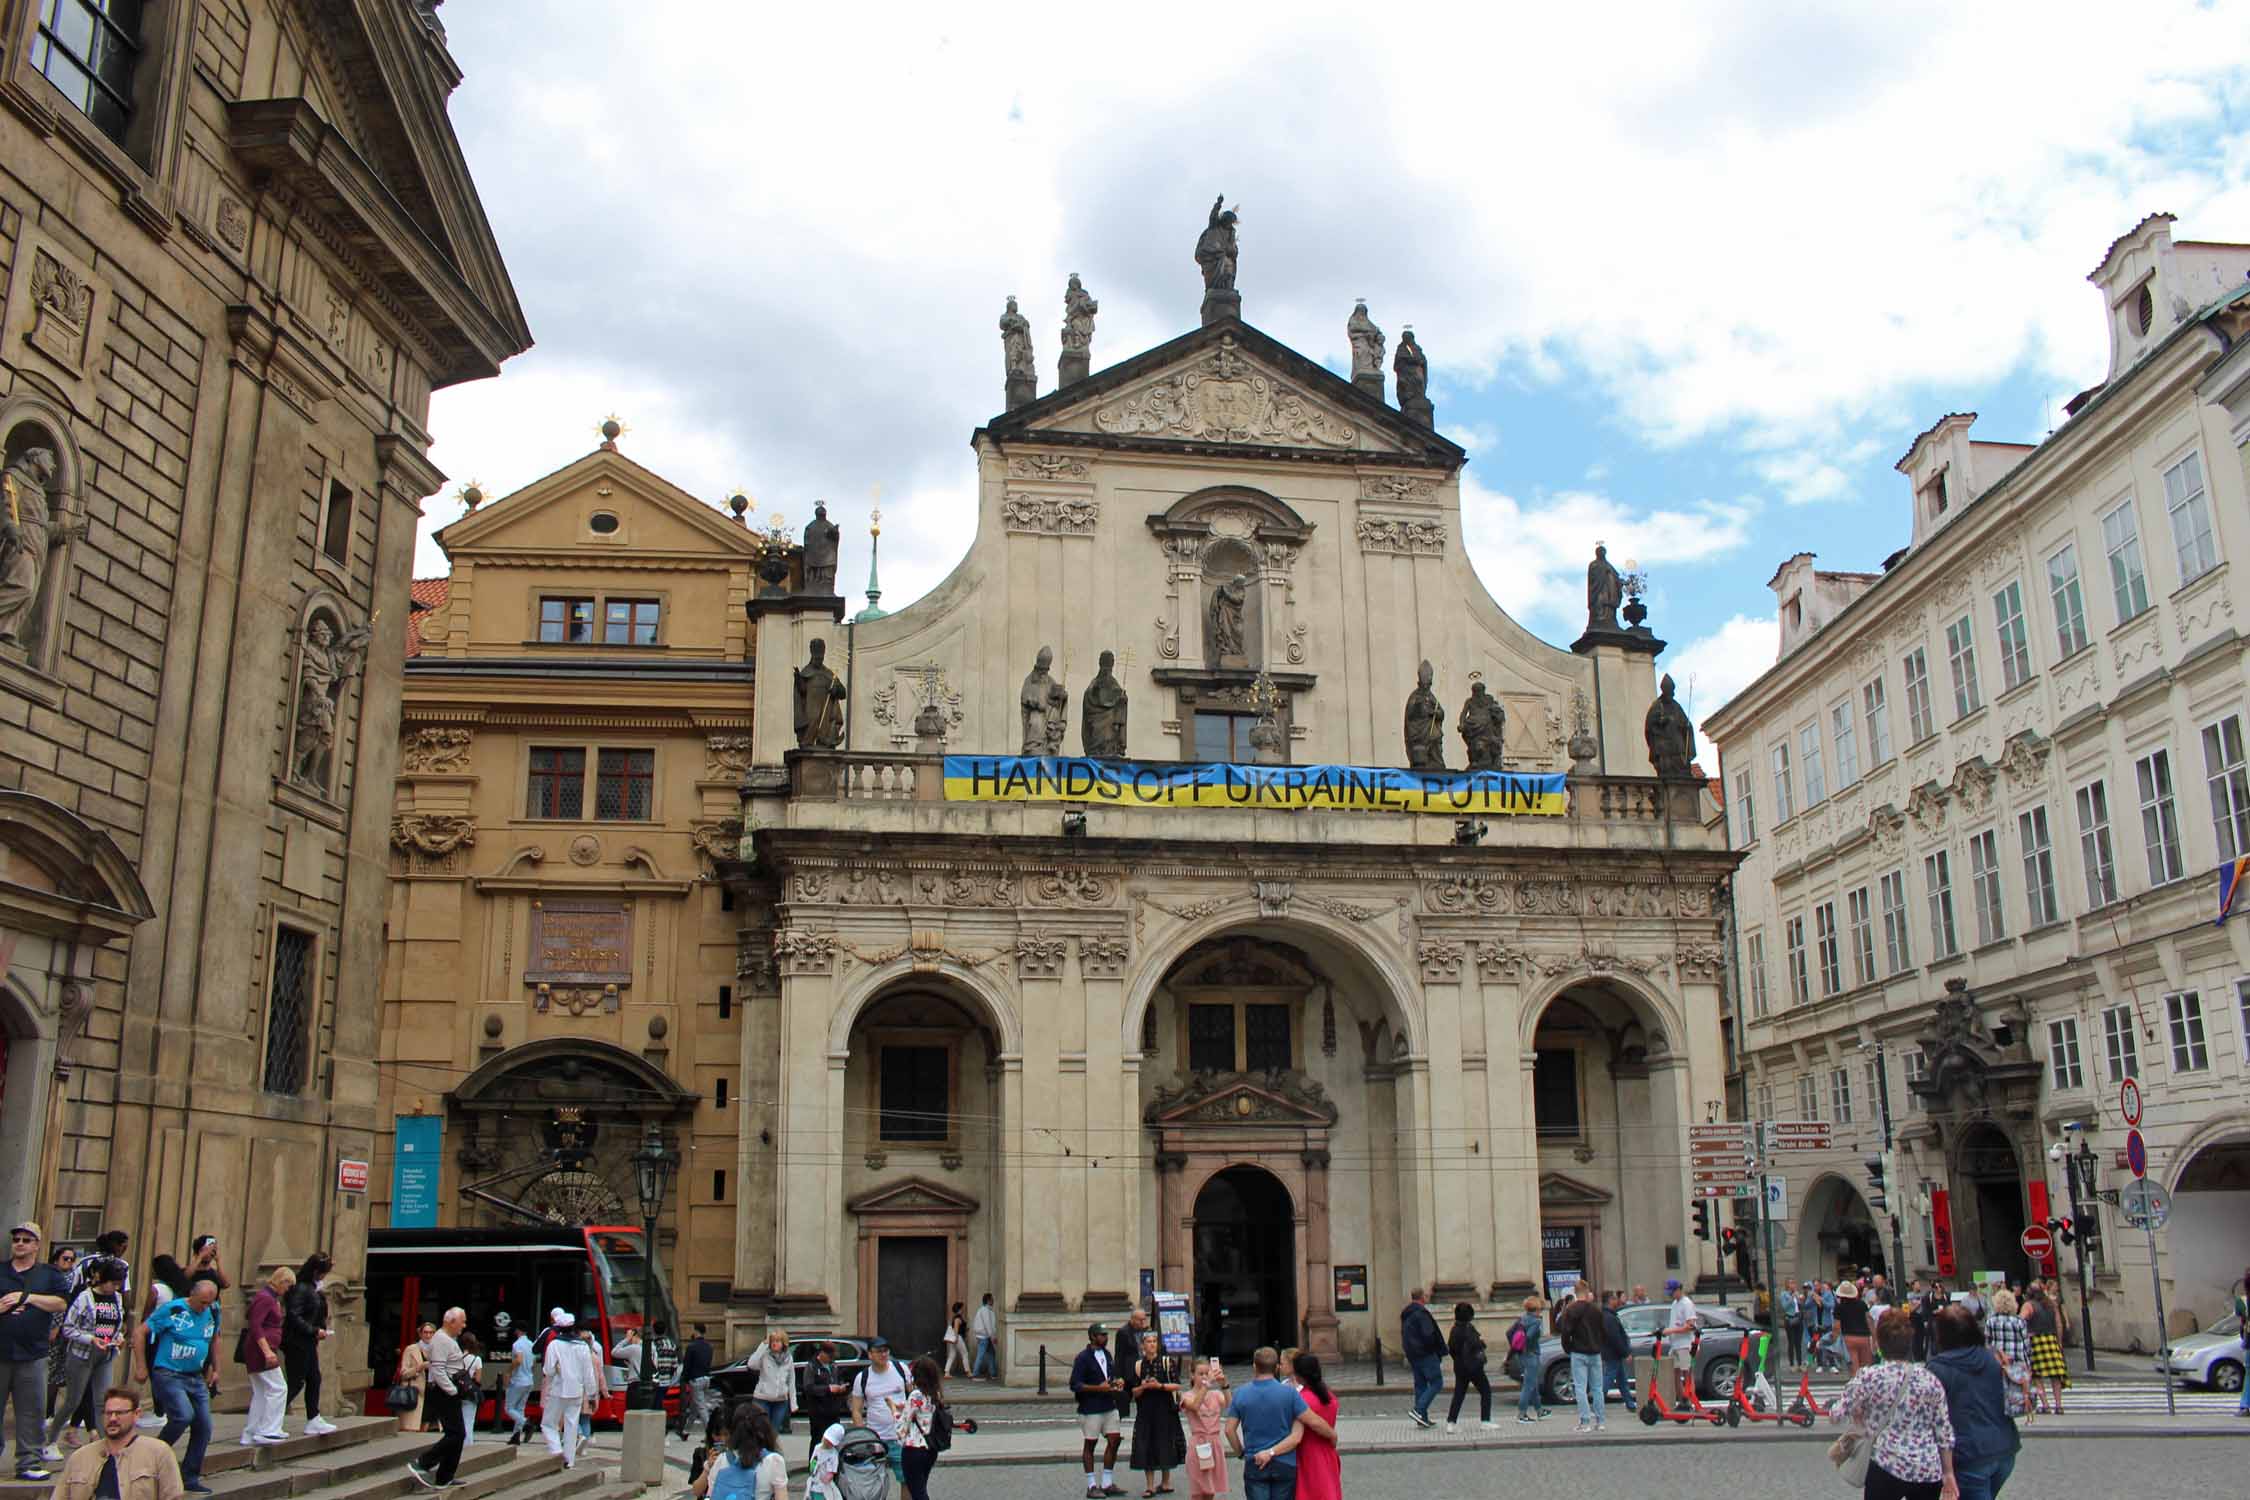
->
(1799, 1174, 1886, 1283)
(1192, 1165, 1298, 1358)
(2168, 1128, 2250, 1329)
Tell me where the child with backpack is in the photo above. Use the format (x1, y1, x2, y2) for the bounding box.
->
(691, 1402, 788, 1499)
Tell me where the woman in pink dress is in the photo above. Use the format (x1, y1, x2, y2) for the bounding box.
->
(1181, 1359, 1231, 1499)
(1290, 1353, 1341, 1500)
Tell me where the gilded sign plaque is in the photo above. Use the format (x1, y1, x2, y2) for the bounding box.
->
(525, 899, 632, 1014)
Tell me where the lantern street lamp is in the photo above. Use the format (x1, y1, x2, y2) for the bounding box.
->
(628, 1123, 678, 1411)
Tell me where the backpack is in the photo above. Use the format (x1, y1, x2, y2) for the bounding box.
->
(1507, 1324, 1529, 1355)
(707, 1456, 758, 1500)
(925, 1398, 953, 1454)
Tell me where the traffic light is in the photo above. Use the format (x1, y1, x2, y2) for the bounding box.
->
(2078, 1211, 2103, 1264)
(1864, 1151, 1889, 1213)
(1693, 1201, 1711, 1240)
(2050, 1215, 2076, 1246)
(1720, 1226, 1739, 1255)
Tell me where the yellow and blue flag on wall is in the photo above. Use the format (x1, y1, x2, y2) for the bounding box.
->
(941, 755, 1568, 816)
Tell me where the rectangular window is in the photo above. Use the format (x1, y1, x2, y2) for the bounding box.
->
(2101, 1004, 2138, 1084)
(1880, 869, 1912, 974)
(2102, 499, 2151, 622)
(261, 924, 315, 1095)
(2165, 991, 2209, 1073)
(2136, 748, 2185, 885)
(1797, 1075, 1818, 1121)
(594, 748, 655, 820)
(1745, 932, 1770, 1020)
(878, 1045, 950, 1141)
(2047, 1018, 2084, 1091)
(1846, 886, 1876, 987)
(1244, 1004, 1292, 1072)
(2201, 715, 2250, 863)
(1903, 1048, 1929, 1112)
(1830, 1066, 1853, 1125)
(526, 747, 586, 818)
(1193, 712, 1254, 763)
(1903, 648, 1935, 744)
(1946, 614, 1982, 719)
(602, 598, 662, 646)
(320, 479, 354, 565)
(1992, 581, 2033, 692)
(1800, 724, 1827, 806)
(2163, 450, 2218, 585)
(1968, 828, 2006, 946)
(2239, 979, 2250, 1065)
(1920, 1179, 1939, 1263)
(539, 596, 596, 643)
(29, 0, 142, 144)
(1863, 676, 1893, 766)
(1814, 902, 1842, 997)
(1187, 1001, 1290, 1071)
(2076, 780, 2119, 908)
(713, 1170, 727, 1201)
(1832, 698, 1860, 788)
(717, 984, 732, 1021)
(2048, 543, 2089, 658)
(714, 1077, 728, 1108)
(2019, 806, 2059, 928)
(1187, 1003, 1237, 1073)
(1785, 916, 1810, 1007)
(1925, 850, 1959, 959)
(1734, 770, 1757, 844)
(1771, 741, 1795, 823)
(1533, 1050, 1582, 1138)
(1758, 1083, 1775, 1122)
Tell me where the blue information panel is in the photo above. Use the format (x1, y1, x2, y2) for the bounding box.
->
(391, 1114, 444, 1228)
(1153, 1291, 1194, 1356)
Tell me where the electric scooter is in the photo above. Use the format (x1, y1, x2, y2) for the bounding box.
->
(1786, 1359, 1834, 1423)
(1724, 1329, 1813, 1428)
(1636, 1330, 1726, 1427)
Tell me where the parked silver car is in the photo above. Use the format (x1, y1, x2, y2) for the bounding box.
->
(2162, 1313, 2245, 1392)
(1530, 1301, 1762, 1405)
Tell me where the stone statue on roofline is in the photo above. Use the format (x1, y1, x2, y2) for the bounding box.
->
(794, 637, 846, 749)
(801, 500, 840, 595)
(1020, 645, 1068, 755)
(1645, 673, 1697, 779)
(1196, 196, 1242, 325)
(1586, 542, 1624, 634)
(1459, 681, 1506, 770)
(1000, 296, 1036, 410)
(1059, 274, 1099, 386)
(1393, 328, 1432, 425)
(1347, 300, 1386, 400)
(1082, 648, 1128, 758)
(1403, 659, 1445, 770)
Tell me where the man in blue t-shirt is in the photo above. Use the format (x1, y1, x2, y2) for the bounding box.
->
(1225, 1346, 1312, 1500)
(1, 1221, 71, 1482)
(145, 1274, 222, 1493)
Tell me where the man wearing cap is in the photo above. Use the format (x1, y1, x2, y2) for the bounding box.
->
(539, 1314, 595, 1467)
(798, 1341, 849, 1467)
(1659, 1278, 1699, 1406)
(1069, 1323, 1125, 1497)
(849, 1336, 908, 1482)
(1, 1221, 70, 1482)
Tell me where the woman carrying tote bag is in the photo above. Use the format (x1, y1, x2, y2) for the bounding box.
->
(1828, 1309, 1958, 1500)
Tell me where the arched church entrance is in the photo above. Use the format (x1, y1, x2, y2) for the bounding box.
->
(1953, 1123, 2028, 1284)
(1799, 1174, 1885, 1282)
(1192, 1166, 1297, 1358)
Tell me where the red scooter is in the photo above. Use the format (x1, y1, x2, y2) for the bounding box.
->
(1725, 1329, 1814, 1428)
(1637, 1330, 1726, 1427)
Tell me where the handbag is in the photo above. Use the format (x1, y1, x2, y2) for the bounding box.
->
(1827, 1429, 1869, 1488)
(386, 1381, 420, 1413)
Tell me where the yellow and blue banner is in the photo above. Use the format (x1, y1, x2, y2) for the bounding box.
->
(941, 755, 1567, 815)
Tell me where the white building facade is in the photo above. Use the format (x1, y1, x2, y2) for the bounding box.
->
(1709, 214, 2250, 1348)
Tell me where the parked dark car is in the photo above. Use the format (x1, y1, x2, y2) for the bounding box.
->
(1528, 1300, 1759, 1405)
(709, 1336, 876, 1411)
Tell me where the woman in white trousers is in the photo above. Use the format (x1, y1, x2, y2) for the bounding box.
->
(242, 1267, 297, 1443)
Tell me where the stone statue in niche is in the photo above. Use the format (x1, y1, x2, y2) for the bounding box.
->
(1645, 671, 1697, 779)
(290, 612, 373, 791)
(793, 637, 846, 749)
(1020, 645, 1068, 755)
(1081, 648, 1128, 758)
(1000, 296, 1035, 411)
(1347, 300, 1386, 397)
(800, 500, 841, 595)
(0, 446, 62, 654)
(1206, 573, 1249, 666)
(1585, 542, 1624, 633)
(1393, 328, 1432, 425)
(1403, 659, 1445, 770)
(1059, 274, 1099, 386)
(1459, 681, 1506, 770)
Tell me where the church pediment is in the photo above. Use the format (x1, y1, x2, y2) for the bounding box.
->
(985, 320, 1462, 463)
(846, 1176, 980, 1217)
(435, 447, 764, 560)
(1538, 1171, 1614, 1207)
(1146, 1069, 1339, 1127)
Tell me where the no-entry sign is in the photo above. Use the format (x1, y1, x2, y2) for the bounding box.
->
(2019, 1223, 2054, 1261)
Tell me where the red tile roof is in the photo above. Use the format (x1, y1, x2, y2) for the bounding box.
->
(404, 577, 450, 657)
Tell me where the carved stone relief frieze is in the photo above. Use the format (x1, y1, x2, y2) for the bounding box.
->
(1002, 493, 1101, 535)
(1421, 874, 1706, 919)
(790, 866, 1020, 908)
(1254, 880, 1294, 916)
(1359, 473, 1439, 505)
(1870, 804, 1907, 856)
(400, 727, 473, 774)
(1417, 940, 1464, 982)
(1356, 515, 1447, 555)
(1007, 453, 1091, 481)
(1997, 733, 2051, 793)
(772, 928, 836, 975)
(690, 818, 745, 869)
(1950, 757, 1996, 814)
(1081, 935, 1130, 977)
(1906, 781, 1949, 836)
(1015, 934, 1069, 977)
(1094, 336, 1357, 447)
(390, 813, 476, 858)
(2177, 580, 2236, 641)
(25, 250, 96, 374)
(737, 927, 779, 994)
(1028, 867, 1117, 907)
(705, 734, 755, 779)
(1675, 943, 1727, 980)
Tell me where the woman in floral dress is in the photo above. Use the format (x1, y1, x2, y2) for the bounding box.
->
(1181, 1360, 1230, 1500)
(1830, 1310, 1957, 1500)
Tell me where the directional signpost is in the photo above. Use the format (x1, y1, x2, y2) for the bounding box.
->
(1689, 1123, 1756, 1199)
(2112, 1090, 2174, 1417)
(1770, 1120, 1835, 1152)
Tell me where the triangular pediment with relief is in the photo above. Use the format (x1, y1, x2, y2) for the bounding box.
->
(435, 448, 764, 561)
(1146, 1069, 1340, 1127)
(1538, 1172, 1614, 1207)
(986, 321, 1462, 462)
(846, 1176, 981, 1216)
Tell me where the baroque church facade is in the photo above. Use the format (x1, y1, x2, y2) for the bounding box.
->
(717, 231, 1740, 1363)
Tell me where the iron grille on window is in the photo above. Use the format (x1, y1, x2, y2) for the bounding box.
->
(878, 1045, 949, 1141)
(262, 926, 314, 1095)
(526, 747, 585, 818)
(31, 0, 142, 144)
(595, 749, 654, 819)
(1243, 1004, 1292, 1072)
(1187, 1004, 1236, 1073)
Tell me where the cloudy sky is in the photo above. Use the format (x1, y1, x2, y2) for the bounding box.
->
(421, 1, 2250, 759)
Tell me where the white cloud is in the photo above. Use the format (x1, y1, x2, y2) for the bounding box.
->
(1663, 614, 1782, 771)
(421, 1, 2250, 594)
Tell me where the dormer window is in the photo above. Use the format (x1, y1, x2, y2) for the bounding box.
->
(1921, 470, 1949, 519)
(2132, 283, 2154, 337)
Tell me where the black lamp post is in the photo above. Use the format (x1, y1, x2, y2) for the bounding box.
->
(628, 1122, 678, 1411)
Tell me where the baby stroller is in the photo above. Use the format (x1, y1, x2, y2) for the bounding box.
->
(833, 1424, 892, 1500)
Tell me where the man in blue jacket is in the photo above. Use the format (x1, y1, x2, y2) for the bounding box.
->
(1069, 1323, 1125, 1496)
(1399, 1287, 1444, 1428)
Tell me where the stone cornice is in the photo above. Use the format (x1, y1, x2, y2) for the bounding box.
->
(444, 550, 756, 572)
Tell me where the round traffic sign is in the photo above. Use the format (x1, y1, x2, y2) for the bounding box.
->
(2119, 1077, 2144, 1128)
(2019, 1224, 2054, 1259)
(2125, 1128, 2148, 1179)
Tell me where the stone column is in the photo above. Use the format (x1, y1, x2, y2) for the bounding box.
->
(767, 954, 842, 1322)
(1393, 1056, 1437, 1294)
(1503, 1049, 1545, 1298)
(1156, 1142, 1189, 1293)
(1416, 953, 1478, 1302)
(1301, 1142, 1340, 1357)
(1080, 943, 1133, 1309)
(1645, 1054, 1694, 1294)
